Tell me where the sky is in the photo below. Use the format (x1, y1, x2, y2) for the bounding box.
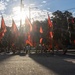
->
(0, 0, 75, 27)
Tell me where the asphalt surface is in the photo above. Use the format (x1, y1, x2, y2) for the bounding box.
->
(0, 52, 75, 75)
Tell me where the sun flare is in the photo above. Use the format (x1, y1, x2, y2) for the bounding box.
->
(12, 6, 29, 25)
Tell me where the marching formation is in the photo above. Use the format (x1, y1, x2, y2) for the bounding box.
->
(0, 12, 75, 55)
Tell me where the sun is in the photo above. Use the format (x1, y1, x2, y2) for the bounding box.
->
(12, 6, 29, 25)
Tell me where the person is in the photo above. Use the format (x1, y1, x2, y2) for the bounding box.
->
(26, 44, 31, 54)
(23, 46, 26, 52)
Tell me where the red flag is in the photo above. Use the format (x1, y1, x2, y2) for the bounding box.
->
(0, 16, 7, 41)
(26, 33, 33, 46)
(49, 32, 53, 38)
(26, 40, 33, 46)
(40, 26, 43, 44)
(25, 17, 33, 46)
(40, 26, 43, 33)
(0, 31, 4, 40)
(48, 13, 53, 39)
(1, 16, 7, 33)
(40, 38, 43, 44)
(25, 17, 32, 32)
(11, 19, 19, 38)
(72, 18, 74, 23)
(74, 40, 75, 44)
(48, 14, 53, 27)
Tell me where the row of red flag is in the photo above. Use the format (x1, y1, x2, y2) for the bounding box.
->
(0, 14, 53, 47)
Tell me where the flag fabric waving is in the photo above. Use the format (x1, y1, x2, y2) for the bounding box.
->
(25, 33, 33, 46)
(0, 16, 7, 40)
(25, 17, 32, 32)
(0, 31, 4, 40)
(72, 18, 74, 23)
(25, 17, 33, 46)
(11, 19, 19, 46)
(48, 14, 53, 28)
(49, 32, 53, 39)
(48, 13, 53, 39)
(39, 26, 43, 44)
(40, 38, 43, 44)
(11, 19, 19, 38)
(40, 26, 43, 33)
(1, 16, 7, 33)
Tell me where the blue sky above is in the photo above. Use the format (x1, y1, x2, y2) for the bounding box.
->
(0, 0, 75, 26)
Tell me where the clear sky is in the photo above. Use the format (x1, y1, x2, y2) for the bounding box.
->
(0, 0, 75, 27)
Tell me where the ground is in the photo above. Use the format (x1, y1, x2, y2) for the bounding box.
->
(0, 52, 75, 75)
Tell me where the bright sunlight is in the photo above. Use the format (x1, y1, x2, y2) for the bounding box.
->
(12, 6, 29, 25)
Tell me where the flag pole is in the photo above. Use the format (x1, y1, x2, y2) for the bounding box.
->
(19, 0, 23, 51)
(47, 12, 54, 54)
(29, 7, 31, 22)
(20, 0, 22, 30)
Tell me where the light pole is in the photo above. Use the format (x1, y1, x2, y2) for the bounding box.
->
(20, 0, 22, 28)
(29, 6, 38, 22)
(20, 0, 24, 29)
(29, 7, 31, 21)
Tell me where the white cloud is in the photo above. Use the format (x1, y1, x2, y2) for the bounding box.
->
(13, 0, 17, 1)
(30, 9, 52, 21)
(47, 8, 50, 10)
(72, 12, 75, 17)
(6, 0, 10, 2)
(0, 13, 20, 28)
(4, 15, 12, 26)
(0, 1, 6, 11)
(42, 1, 47, 4)
(4, 2, 8, 5)
(12, 6, 53, 23)
(0, 5, 53, 28)
(0, 14, 12, 28)
(30, 4, 35, 6)
(39, 5, 43, 7)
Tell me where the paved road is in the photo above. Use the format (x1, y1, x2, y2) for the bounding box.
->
(0, 52, 75, 75)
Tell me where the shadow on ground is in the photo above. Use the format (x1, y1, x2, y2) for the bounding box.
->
(0, 52, 26, 62)
(29, 53, 75, 75)
(0, 51, 75, 75)
(0, 53, 14, 62)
